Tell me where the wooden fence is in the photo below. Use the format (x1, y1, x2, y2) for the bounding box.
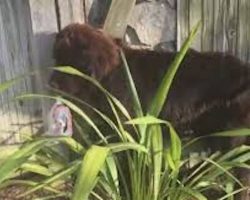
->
(0, 0, 85, 144)
(178, 0, 250, 62)
(1, 0, 250, 144)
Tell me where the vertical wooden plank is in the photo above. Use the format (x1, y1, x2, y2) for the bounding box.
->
(57, 0, 85, 29)
(28, 1, 58, 71)
(85, 0, 111, 27)
(103, 0, 136, 38)
(28, 0, 58, 131)
(0, 0, 40, 144)
(201, 0, 214, 51)
(178, 0, 239, 54)
(224, 0, 238, 55)
(237, 0, 250, 62)
(177, 0, 202, 50)
(0, 1, 16, 143)
(11, 0, 37, 143)
(213, 0, 225, 52)
(0, 0, 97, 144)
(213, 0, 238, 54)
(189, 0, 202, 50)
(177, 0, 190, 50)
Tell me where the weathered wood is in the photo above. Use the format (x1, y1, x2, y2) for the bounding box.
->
(29, 0, 58, 67)
(28, 0, 59, 132)
(201, 0, 214, 51)
(213, 0, 227, 52)
(0, 0, 40, 144)
(177, 0, 250, 64)
(103, 0, 136, 38)
(0, 0, 88, 144)
(57, 0, 85, 29)
(224, 0, 238, 54)
(189, 0, 202, 50)
(177, 0, 190, 50)
(237, 0, 250, 62)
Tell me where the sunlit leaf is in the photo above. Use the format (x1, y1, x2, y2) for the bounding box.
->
(125, 115, 166, 125)
(72, 146, 110, 200)
(17, 94, 107, 144)
(148, 22, 201, 117)
(151, 125, 163, 200)
(19, 160, 80, 198)
(107, 142, 147, 153)
(0, 139, 50, 183)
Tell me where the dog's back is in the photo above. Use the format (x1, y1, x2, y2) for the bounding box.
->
(51, 23, 250, 140)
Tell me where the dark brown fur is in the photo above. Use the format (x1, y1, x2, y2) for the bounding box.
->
(54, 24, 120, 78)
(50, 23, 250, 199)
(51, 23, 250, 140)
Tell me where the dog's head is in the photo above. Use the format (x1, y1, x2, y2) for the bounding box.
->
(50, 23, 121, 95)
(54, 23, 121, 77)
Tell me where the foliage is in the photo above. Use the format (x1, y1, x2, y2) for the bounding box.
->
(0, 22, 249, 200)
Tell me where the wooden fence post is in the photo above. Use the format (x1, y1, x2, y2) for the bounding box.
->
(103, 0, 136, 38)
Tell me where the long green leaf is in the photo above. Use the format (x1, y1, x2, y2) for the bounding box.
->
(151, 125, 163, 200)
(21, 162, 52, 176)
(217, 145, 250, 163)
(184, 128, 250, 149)
(19, 160, 80, 198)
(184, 152, 221, 185)
(167, 122, 182, 170)
(50, 87, 123, 140)
(53, 66, 132, 120)
(120, 50, 148, 142)
(125, 115, 166, 125)
(219, 187, 249, 200)
(0, 70, 38, 93)
(0, 179, 61, 194)
(54, 136, 85, 154)
(148, 22, 201, 117)
(107, 142, 147, 153)
(101, 156, 120, 199)
(201, 158, 243, 187)
(177, 187, 208, 200)
(0, 139, 50, 183)
(120, 50, 143, 117)
(211, 128, 250, 137)
(52, 66, 139, 142)
(72, 146, 110, 200)
(17, 94, 107, 144)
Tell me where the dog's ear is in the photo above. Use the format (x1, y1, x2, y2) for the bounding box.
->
(53, 23, 83, 67)
(53, 30, 71, 64)
(54, 23, 121, 80)
(85, 29, 121, 79)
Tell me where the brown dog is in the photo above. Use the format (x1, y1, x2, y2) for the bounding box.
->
(50, 22, 250, 199)
(51, 23, 250, 140)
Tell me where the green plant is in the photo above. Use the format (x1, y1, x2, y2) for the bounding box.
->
(0, 22, 249, 200)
